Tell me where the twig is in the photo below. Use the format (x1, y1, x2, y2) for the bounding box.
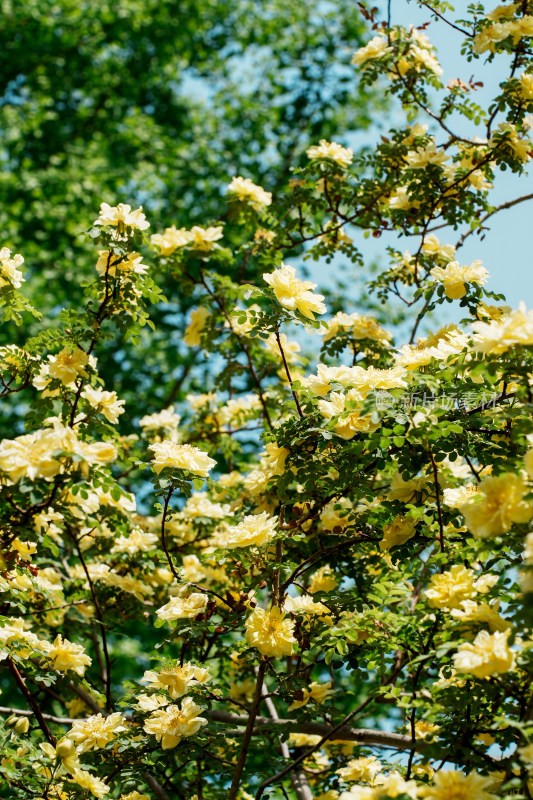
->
(6, 658, 56, 746)
(227, 660, 267, 800)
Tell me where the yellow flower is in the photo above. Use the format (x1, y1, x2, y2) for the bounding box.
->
(139, 406, 181, 441)
(223, 511, 278, 549)
(111, 528, 158, 554)
(459, 473, 533, 538)
(284, 594, 333, 625)
(337, 755, 382, 783)
(48, 347, 90, 384)
(380, 515, 416, 551)
(187, 225, 224, 252)
(424, 565, 479, 610)
(472, 303, 533, 354)
(149, 440, 216, 476)
(322, 311, 392, 344)
(263, 263, 326, 320)
(289, 681, 333, 710)
(308, 565, 337, 594)
(10, 538, 37, 561)
(450, 600, 510, 633)
(82, 386, 125, 424)
(519, 72, 533, 100)
(306, 139, 353, 167)
(151, 225, 192, 255)
(43, 634, 92, 675)
(70, 766, 111, 798)
(120, 793, 150, 800)
(473, 22, 513, 54)
(430, 260, 488, 299)
(95, 249, 147, 277)
(67, 712, 126, 753)
(351, 35, 391, 67)
(405, 142, 449, 168)
(244, 607, 296, 658)
(143, 697, 207, 749)
(288, 733, 322, 748)
(142, 662, 211, 699)
(0, 247, 24, 289)
(184, 307, 209, 347)
(227, 177, 272, 210)
(95, 202, 149, 230)
(318, 389, 379, 440)
(373, 771, 419, 799)
(413, 720, 439, 740)
(264, 332, 301, 364)
(453, 630, 515, 679)
(420, 769, 498, 799)
(156, 593, 208, 621)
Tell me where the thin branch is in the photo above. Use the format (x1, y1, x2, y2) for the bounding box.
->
(227, 660, 267, 800)
(6, 658, 56, 745)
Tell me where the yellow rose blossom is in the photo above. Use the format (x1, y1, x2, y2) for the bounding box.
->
(263, 263, 326, 320)
(10, 538, 37, 561)
(319, 389, 379, 440)
(308, 565, 337, 594)
(338, 755, 382, 783)
(420, 769, 497, 799)
(149, 440, 216, 476)
(453, 630, 515, 679)
(223, 511, 278, 549)
(95, 202, 149, 230)
(227, 176, 272, 210)
(143, 697, 207, 749)
(156, 593, 208, 621)
(413, 720, 439, 740)
(352, 34, 391, 67)
(424, 565, 481, 610)
(66, 712, 126, 753)
(450, 600, 510, 633)
(0, 247, 25, 289)
(187, 225, 224, 252)
(244, 606, 296, 657)
(380, 515, 416, 551)
(459, 473, 533, 538)
(405, 142, 449, 168)
(284, 594, 333, 625)
(151, 225, 192, 255)
(95, 249, 147, 277)
(264, 332, 301, 364)
(110, 528, 158, 554)
(430, 260, 488, 299)
(139, 405, 181, 442)
(289, 681, 333, 711)
(71, 766, 110, 798)
(120, 793, 150, 800)
(82, 386, 125, 424)
(322, 311, 392, 344)
(472, 302, 533, 354)
(519, 72, 533, 100)
(184, 306, 209, 347)
(43, 634, 92, 675)
(306, 139, 353, 167)
(48, 347, 90, 384)
(142, 661, 211, 699)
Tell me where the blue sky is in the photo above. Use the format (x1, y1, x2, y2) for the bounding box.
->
(337, 1, 532, 314)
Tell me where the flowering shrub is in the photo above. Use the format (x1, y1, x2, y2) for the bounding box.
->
(3, 3, 533, 799)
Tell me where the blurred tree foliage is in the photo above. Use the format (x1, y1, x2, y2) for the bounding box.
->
(0, 0, 380, 425)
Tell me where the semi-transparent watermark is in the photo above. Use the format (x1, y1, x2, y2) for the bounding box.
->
(374, 389, 499, 412)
